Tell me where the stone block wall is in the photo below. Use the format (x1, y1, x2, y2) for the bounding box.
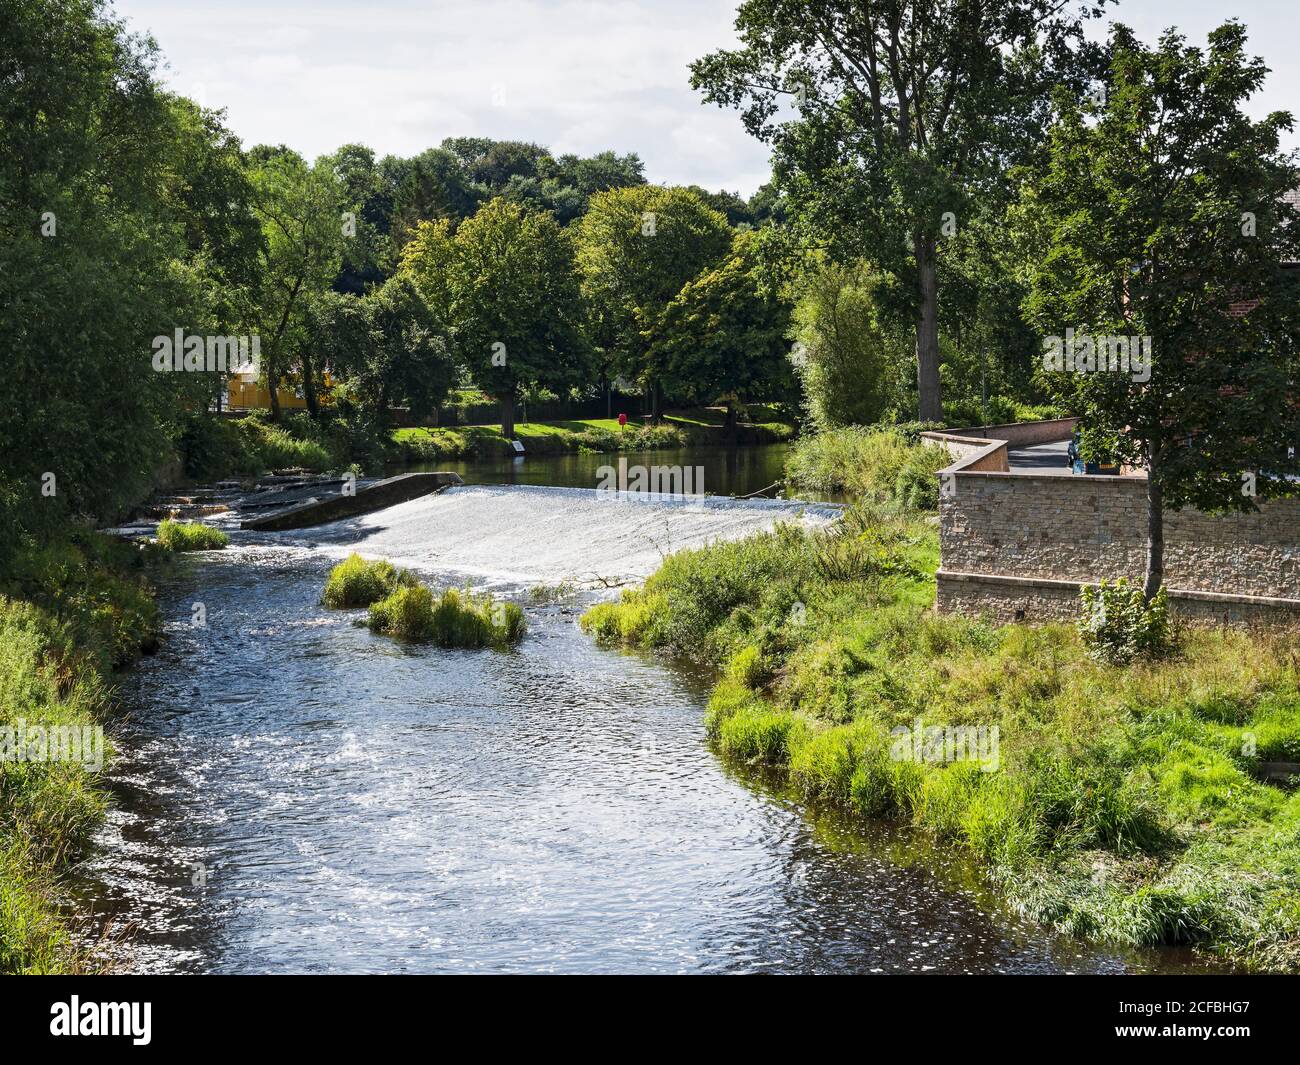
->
(931, 431, 1300, 624)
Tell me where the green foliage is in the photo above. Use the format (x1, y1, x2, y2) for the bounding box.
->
(401, 198, 589, 434)
(156, 521, 230, 552)
(313, 275, 455, 424)
(1078, 580, 1174, 665)
(791, 259, 905, 428)
(649, 231, 796, 419)
(575, 185, 733, 401)
(691, 0, 1107, 421)
(0, 533, 162, 973)
(581, 510, 1300, 969)
(367, 585, 525, 648)
(785, 426, 950, 507)
(321, 553, 416, 608)
(248, 148, 349, 417)
(1017, 22, 1300, 593)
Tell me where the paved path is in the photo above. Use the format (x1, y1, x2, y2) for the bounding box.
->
(1007, 440, 1072, 475)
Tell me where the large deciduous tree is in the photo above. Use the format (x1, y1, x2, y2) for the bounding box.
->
(0, 0, 257, 548)
(403, 198, 588, 436)
(574, 186, 732, 420)
(248, 149, 349, 419)
(690, 0, 1107, 421)
(1017, 22, 1300, 600)
(649, 231, 795, 434)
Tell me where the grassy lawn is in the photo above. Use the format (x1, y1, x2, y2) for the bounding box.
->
(580, 502, 1300, 971)
(391, 405, 796, 462)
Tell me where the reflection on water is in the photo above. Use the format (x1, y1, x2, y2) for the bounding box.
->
(401, 442, 843, 502)
(73, 544, 1221, 974)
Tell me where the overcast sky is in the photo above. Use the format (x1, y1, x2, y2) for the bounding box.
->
(115, 0, 1299, 197)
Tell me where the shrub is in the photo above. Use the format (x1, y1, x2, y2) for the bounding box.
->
(785, 425, 950, 509)
(321, 553, 415, 608)
(367, 585, 525, 648)
(156, 520, 229, 552)
(1077, 579, 1173, 665)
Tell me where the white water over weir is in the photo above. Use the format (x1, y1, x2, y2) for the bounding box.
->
(279, 484, 840, 586)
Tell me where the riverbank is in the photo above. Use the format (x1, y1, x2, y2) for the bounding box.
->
(0, 534, 163, 973)
(579, 503, 1300, 972)
(391, 406, 796, 462)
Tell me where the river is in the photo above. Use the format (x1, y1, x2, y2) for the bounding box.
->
(72, 445, 1218, 973)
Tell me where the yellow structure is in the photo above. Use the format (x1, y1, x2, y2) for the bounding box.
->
(227, 371, 332, 411)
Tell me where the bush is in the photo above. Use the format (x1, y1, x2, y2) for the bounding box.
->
(367, 585, 525, 648)
(321, 553, 415, 608)
(156, 520, 229, 552)
(1077, 579, 1173, 665)
(786, 425, 950, 508)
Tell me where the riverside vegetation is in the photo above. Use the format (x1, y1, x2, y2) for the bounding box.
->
(0, 535, 161, 973)
(582, 432, 1300, 972)
(322, 555, 525, 648)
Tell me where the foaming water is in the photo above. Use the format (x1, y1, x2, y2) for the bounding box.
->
(269, 484, 839, 586)
(73, 491, 1217, 973)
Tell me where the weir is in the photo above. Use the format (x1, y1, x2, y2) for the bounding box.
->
(283, 484, 841, 585)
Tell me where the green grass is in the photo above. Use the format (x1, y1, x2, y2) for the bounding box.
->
(156, 520, 230, 552)
(367, 584, 526, 648)
(0, 534, 161, 973)
(321, 553, 416, 608)
(581, 504, 1300, 971)
(391, 405, 796, 462)
(785, 425, 950, 505)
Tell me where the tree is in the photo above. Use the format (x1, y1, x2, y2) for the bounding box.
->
(312, 277, 454, 422)
(574, 186, 732, 419)
(649, 232, 796, 433)
(249, 150, 348, 418)
(691, 0, 1108, 422)
(0, 0, 251, 549)
(406, 198, 589, 436)
(1017, 22, 1300, 600)
(791, 259, 903, 428)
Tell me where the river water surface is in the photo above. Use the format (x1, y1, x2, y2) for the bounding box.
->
(74, 449, 1217, 973)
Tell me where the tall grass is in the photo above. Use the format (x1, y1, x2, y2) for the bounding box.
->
(367, 584, 525, 648)
(785, 425, 950, 507)
(0, 534, 158, 972)
(156, 520, 229, 552)
(321, 553, 415, 608)
(581, 508, 1300, 971)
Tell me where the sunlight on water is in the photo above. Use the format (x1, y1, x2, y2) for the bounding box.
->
(271, 484, 841, 586)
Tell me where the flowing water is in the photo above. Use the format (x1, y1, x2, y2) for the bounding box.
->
(74, 467, 1218, 973)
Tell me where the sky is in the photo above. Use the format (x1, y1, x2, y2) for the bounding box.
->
(114, 0, 1299, 197)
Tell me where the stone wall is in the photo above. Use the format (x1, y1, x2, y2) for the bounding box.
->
(936, 466, 1300, 623)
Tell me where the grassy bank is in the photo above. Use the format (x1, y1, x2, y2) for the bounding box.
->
(580, 503, 1300, 971)
(391, 405, 796, 463)
(0, 534, 162, 973)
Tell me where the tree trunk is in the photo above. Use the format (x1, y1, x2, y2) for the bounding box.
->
(724, 398, 737, 440)
(267, 356, 281, 421)
(300, 349, 320, 418)
(500, 392, 515, 438)
(915, 233, 942, 423)
(1143, 447, 1165, 601)
(651, 379, 664, 425)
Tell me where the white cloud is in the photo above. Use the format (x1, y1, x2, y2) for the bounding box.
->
(117, 0, 774, 193)
(116, 0, 1299, 197)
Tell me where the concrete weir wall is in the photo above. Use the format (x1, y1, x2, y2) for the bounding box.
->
(927, 425, 1300, 625)
(242, 472, 463, 531)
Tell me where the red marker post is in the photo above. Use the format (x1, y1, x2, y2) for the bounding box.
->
(618, 412, 627, 438)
